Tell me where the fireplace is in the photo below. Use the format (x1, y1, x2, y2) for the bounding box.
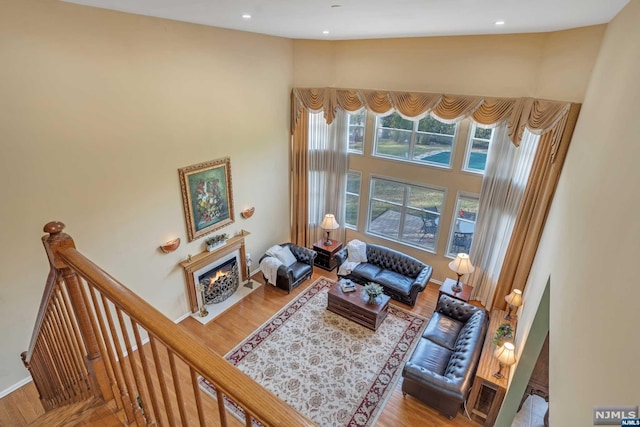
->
(193, 250, 240, 305)
(180, 231, 249, 314)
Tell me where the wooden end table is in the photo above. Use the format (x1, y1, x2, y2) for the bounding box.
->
(327, 280, 390, 331)
(438, 278, 473, 303)
(313, 239, 343, 271)
(466, 309, 517, 426)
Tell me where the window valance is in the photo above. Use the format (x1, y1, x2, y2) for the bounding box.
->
(292, 88, 572, 161)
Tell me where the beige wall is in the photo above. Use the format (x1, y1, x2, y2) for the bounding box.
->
(0, 0, 293, 392)
(293, 26, 604, 101)
(517, 0, 640, 424)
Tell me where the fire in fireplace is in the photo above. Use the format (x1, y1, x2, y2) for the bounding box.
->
(198, 255, 240, 304)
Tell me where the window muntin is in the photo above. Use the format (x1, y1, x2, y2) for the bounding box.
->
(374, 112, 457, 167)
(464, 124, 493, 174)
(447, 194, 480, 257)
(348, 111, 365, 154)
(368, 177, 445, 252)
(345, 171, 361, 229)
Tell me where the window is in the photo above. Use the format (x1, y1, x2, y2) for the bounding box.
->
(447, 194, 479, 257)
(367, 177, 445, 252)
(348, 111, 365, 154)
(374, 112, 457, 167)
(345, 171, 361, 229)
(464, 124, 493, 174)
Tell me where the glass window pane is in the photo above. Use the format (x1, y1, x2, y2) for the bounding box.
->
(371, 179, 404, 204)
(375, 128, 411, 159)
(401, 207, 437, 251)
(346, 173, 361, 194)
(464, 124, 492, 173)
(407, 186, 444, 211)
(414, 116, 456, 166)
(379, 113, 413, 130)
(345, 194, 358, 227)
(369, 200, 400, 239)
(448, 195, 479, 257)
(348, 111, 365, 153)
(417, 116, 456, 135)
(345, 171, 361, 229)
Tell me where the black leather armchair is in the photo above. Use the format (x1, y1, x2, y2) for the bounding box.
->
(259, 243, 317, 293)
(402, 295, 488, 418)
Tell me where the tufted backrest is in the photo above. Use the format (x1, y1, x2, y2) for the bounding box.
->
(444, 310, 487, 379)
(365, 244, 427, 278)
(436, 294, 482, 323)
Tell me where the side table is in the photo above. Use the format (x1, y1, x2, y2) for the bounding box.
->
(313, 239, 343, 271)
(439, 278, 473, 303)
(466, 308, 517, 426)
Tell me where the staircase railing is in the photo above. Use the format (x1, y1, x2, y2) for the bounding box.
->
(22, 221, 316, 427)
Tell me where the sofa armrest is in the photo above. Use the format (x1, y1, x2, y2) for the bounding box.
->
(335, 248, 348, 271)
(402, 360, 465, 400)
(411, 265, 432, 291)
(436, 294, 484, 323)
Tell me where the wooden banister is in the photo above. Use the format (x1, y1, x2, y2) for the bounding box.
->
(24, 222, 316, 426)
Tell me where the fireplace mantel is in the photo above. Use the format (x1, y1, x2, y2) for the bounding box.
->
(180, 230, 250, 313)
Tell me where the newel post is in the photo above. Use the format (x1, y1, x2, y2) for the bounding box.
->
(42, 221, 113, 402)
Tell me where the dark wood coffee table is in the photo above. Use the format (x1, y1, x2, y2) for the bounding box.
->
(327, 281, 390, 331)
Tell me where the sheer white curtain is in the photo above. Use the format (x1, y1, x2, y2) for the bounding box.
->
(469, 125, 540, 308)
(307, 110, 349, 244)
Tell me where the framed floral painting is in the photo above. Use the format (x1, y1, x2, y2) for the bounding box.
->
(179, 157, 234, 241)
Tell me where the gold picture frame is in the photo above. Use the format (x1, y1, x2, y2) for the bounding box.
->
(179, 157, 234, 241)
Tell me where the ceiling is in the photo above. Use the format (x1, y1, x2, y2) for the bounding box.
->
(62, 0, 629, 40)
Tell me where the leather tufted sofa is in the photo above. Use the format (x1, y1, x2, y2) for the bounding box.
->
(259, 243, 317, 293)
(402, 294, 488, 418)
(335, 243, 432, 306)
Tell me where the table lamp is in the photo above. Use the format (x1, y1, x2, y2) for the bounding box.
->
(320, 214, 339, 246)
(448, 253, 475, 293)
(493, 342, 516, 379)
(504, 289, 523, 320)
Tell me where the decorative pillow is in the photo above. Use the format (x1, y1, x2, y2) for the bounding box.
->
(266, 245, 284, 257)
(273, 246, 297, 266)
(347, 239, 368, 263)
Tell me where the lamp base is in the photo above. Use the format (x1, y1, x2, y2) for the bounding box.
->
(504, 305, 515, 320)
(451, 274, 463, 293)
(492, 363, 506, 379)
(323, 230, 332, 246)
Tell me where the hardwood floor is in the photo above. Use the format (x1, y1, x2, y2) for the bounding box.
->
(0, 268, 481, 426)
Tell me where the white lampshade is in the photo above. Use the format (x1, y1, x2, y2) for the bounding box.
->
(494, 342, 517, 366)
(448, 253, 475, 275)
(505, 289, 523, 307)
(320, 214, 339, 230)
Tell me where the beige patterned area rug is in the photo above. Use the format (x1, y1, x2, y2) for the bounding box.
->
(199, 277, 427, 427)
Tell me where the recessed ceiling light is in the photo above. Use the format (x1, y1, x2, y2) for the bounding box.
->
(495, 20, 505, 26)
(242, 14, 251, 19)
(322, 30, 330, 35)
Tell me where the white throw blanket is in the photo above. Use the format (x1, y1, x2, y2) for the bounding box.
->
(338, 261, 359, 276)
(259, 257, 283, 286)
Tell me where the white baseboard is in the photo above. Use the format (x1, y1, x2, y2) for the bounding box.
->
(0, 376, 32, 399)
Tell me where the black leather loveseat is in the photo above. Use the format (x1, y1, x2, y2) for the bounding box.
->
(335, 243, 432, 306)
(402, 294, 488, 418)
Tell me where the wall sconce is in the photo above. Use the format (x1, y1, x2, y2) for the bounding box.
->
(240, 207, 255, 219)
(159, 238, 181, 253)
